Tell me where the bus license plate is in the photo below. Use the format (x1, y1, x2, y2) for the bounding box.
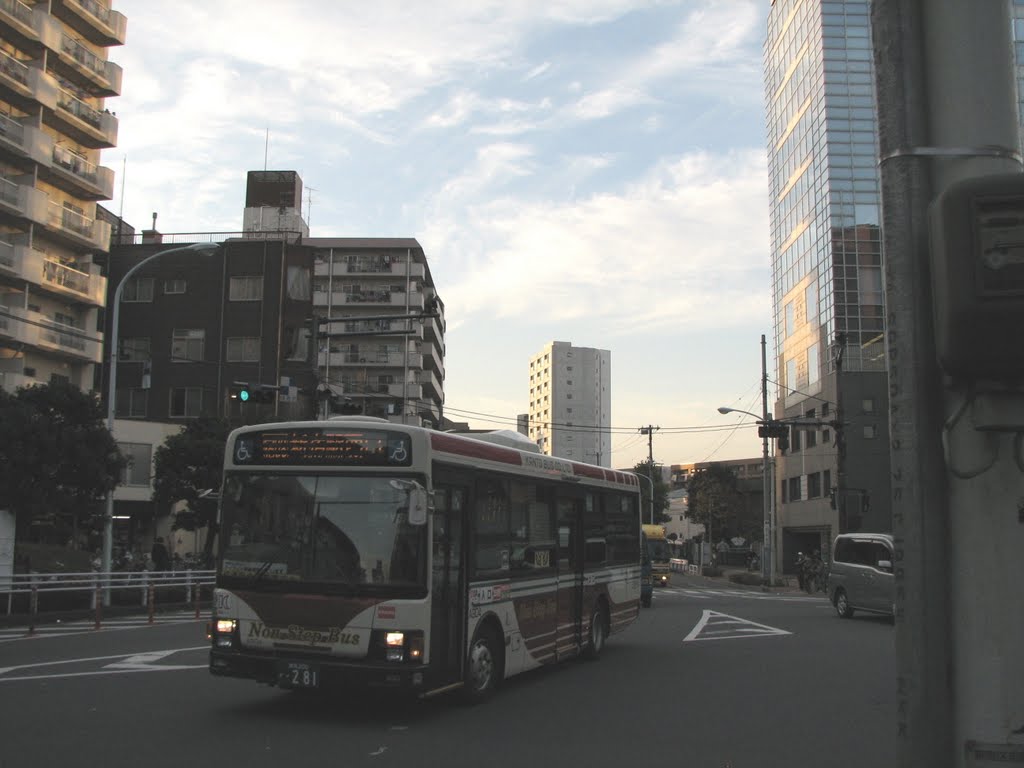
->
(279, 662, 319, 689)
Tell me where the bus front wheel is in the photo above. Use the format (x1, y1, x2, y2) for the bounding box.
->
(463, 626, 502, 703)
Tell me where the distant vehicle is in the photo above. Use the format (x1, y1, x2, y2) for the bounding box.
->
(209, 418, 643, 702)
(640, 532, 653, 607)
(641, 523, 671, 587)
(827, 533, 895, 619)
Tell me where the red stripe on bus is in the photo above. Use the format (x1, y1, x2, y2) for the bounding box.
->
(431, 432, 524, 466)
(571, 462, 604, 480)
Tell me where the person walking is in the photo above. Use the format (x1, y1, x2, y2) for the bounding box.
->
(151, 537, 170, 572)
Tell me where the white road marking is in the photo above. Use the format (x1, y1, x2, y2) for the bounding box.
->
(0, 645, 209, 682)
(683, 610, 792, 642)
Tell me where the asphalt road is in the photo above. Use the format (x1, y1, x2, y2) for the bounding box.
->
(0, 576, 895, 768)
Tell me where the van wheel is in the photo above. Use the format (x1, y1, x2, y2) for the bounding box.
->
(463, 626, 502, 703)
(834, 589, 854, 618)
(583, 604, 607, 660)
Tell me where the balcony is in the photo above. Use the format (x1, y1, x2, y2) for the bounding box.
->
(0, 177, 49, 225)
(419, 368, 443, 401)
(319, 351, 423, 369)
(420, 344, 445, 379)
(0, 50, 58, 113)
(0, 112, 53, 165)
(53, 0, 127, 47)
(0, 370, 33, 392)
(43, 144, 115, 199)
(50, 88, 117, 148)
(0, 239, 106, 305)
(0, 304, 102, 363)
(55, 34, 122, 96)
(45, 200, 111, 250)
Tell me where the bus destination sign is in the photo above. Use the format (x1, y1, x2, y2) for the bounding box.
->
(233, 429, 412, 467)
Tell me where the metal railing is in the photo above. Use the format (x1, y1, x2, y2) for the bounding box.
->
(1, 569, 216, 632)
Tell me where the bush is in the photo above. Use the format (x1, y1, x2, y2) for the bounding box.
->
(701, 565, 723, 577)
(729, 572, 765, 586)
(14, 542, 92, 573)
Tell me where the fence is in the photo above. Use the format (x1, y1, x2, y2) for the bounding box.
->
(1, 570, 216, 633)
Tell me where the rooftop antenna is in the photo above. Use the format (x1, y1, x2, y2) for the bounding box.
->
(305, 185, 316, 232)
(263, 126, 269, 171)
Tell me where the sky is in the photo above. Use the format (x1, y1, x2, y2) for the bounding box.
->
(107, 0, 772, 470)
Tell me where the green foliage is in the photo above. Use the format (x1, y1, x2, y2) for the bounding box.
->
(633, 459, 671, 524)
(0, 381, 125, 544)
(685, 463, 745, 543)
(153, 418, 231, 542)
(729, 572, 765, 586)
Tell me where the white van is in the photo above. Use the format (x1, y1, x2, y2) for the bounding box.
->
(827, 533, 895, 619)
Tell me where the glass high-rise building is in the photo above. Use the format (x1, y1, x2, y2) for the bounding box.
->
(763, 0, 892, 571)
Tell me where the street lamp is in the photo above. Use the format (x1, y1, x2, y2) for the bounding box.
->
(636, 472, 655, 525)
(717, 405, 774, 587)
(101, 241, 220, 604)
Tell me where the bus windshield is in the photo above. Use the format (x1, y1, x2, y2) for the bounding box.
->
(218, 473, 427, 593)
(647, 538, 671, 563)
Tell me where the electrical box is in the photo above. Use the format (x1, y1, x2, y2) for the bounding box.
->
(930, 173, 1024, 381)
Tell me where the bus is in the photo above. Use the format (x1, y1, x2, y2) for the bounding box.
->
(641, 523, 671, 587)
(208, 417, 643, 701)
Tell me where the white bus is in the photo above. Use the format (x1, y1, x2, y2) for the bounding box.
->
(208, 417, 642, 701)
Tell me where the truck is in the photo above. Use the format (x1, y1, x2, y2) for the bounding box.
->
(641, 523, 671, 587)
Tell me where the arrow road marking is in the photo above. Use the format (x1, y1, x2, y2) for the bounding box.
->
(683, 610, 792, 642)
(0, 646, 208, 682)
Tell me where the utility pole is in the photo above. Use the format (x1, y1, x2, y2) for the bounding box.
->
(873, 2, 1021, 766)
(760, 334, 773, 586)
(639, 425, 659, 524)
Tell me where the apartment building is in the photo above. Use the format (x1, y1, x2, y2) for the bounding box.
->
(0, 0, 123, 393)
(764, 0, 892, 569)
(528, 341, 610, 466)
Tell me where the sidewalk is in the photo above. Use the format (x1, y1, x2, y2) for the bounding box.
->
(686, 565, 804, 594)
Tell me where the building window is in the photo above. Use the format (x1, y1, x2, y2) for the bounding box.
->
(169, 387, 203, 418)
(788, 476, 801, 501)
(229, 275, 263, 301)
(823, 470, 832, 497)
(785, 301, 795, 336)
(226, 336, 260, 362)
(115, 388, 147, 418)
(567, 380, 573, 385)
(786, 358, 797, 392)
(863, 425, 877, 439)
(566, 394, 573, 400)
(862, 397, 875, 413)
(121, 277, 154, 303)
(119, 337, 150, 362)
(171, 329, 205, 362)
(118, 442, 152, 486)
(163, 279, 186, 294)
(807, 472, 822, 498)
(807, 342, 820, 386)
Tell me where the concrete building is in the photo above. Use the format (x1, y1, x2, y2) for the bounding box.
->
(102, 171, 445, 545)
(528, 341, 610, 466)
(0, 0, 124, 393)
(763, 0, 892, 572)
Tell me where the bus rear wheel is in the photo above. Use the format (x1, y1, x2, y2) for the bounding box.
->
(463, 626, 502, 703)
(583, 604, 607, 660)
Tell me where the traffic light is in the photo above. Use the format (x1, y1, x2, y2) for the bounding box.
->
(776, 424, 790, 452)
(229, 382, 278, 404)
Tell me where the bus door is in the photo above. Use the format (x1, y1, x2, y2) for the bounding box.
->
(430, 484, 466, 684)
(556, 495, 583, 658)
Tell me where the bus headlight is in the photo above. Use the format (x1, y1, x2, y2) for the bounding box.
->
(214, 619, 237, 649)
(216, 619, 237, 634)
(385, 632, 405, 647)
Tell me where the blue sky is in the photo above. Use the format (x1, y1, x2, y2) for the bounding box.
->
(108, 0, 771, 469)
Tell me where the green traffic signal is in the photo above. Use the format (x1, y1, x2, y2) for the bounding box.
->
(238, 388, 250, 402)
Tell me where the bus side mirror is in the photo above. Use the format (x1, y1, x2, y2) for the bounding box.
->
(408, 488, 428, 526)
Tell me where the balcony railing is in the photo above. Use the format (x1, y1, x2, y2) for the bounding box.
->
(0, 239, 14, 269)
(0, 0, 34, 27)
(0, 49, 29, 87)
(59, 34, 121, 93)
(0, 176, 19, 206)
(43, 258, 91, 295)
(60, 0, 127, 46)
(52, 145, 98, 184)
(0, 111, 24, 144)
(48, 201, 93, 238)
(57, 88, 102, 129)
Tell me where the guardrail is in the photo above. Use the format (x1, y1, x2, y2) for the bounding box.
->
(1, 570, 215, 634)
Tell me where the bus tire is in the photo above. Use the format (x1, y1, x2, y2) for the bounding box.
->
(463, 624, 503, 703)
(583, 603, 608, 660)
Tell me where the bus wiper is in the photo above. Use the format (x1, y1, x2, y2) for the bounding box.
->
(247, 561, 277, 585)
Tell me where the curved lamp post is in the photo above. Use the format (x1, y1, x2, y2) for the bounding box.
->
(716, 405, 774, 586)
(102, 241, 221, 604)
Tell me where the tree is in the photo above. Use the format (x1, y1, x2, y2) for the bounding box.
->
(685, 463, 747, 544)
(153, 417, 232, 557)
(0, 381, 125, 545)
(633, 459, 671, 524)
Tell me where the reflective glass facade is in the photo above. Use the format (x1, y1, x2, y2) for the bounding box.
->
(764, 0, 884, 412)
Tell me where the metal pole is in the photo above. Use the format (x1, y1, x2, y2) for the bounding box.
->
(760, 334, 772, 586)
(102, 242, 219, 606)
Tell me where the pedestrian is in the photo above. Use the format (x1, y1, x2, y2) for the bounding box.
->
(151, 537, 170, 572)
